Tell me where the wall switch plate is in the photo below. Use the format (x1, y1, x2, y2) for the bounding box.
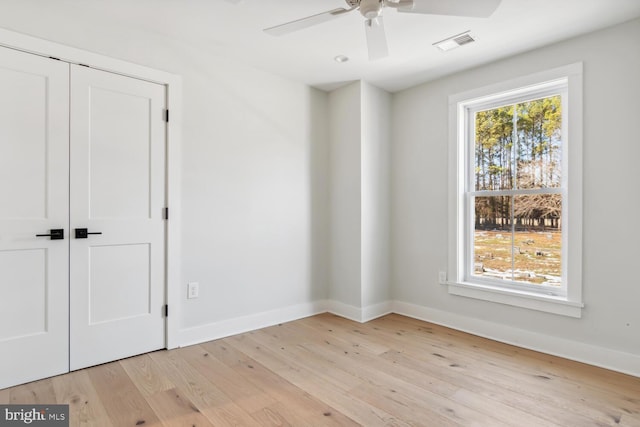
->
(438, 271, 447, 284)
(187, 282, 199, 299)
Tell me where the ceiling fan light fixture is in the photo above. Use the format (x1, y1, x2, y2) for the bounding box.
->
(359, 0, 383, 18)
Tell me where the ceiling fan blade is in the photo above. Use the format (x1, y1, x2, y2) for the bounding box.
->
(398, 0, 501, 17)
(264, 7, 354, 36)
(364, 17, 389, 61)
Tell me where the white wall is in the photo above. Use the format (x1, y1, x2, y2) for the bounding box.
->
(328, 82, 363, 308)
(328, 81, 392, 317)
(179, 58, 329, 329)
(361, 82, 391, 308)
(391, 18, 640, 360)
(0, 10, 330, 339)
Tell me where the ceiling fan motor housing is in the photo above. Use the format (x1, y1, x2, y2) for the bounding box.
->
(358, 0, 384, 18)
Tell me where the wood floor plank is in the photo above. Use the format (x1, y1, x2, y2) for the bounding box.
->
(229, 332, 412, 427)
(250, 403, 294, 426)
(296, 341, 510, 426)
(51, 369, 114, 427)
(2, 313, 639, 427)
(325, 316, 627, 398)
(384, 314, 640, 395)
(201, 401, 264, 427)
(380, 348, 597, 427)
(147, 347, 233, 409)
(343, 315, 630, 425)
(87, 362, 162, 427)
(0, 387, 10, 403)
(120, 353, 175, 398)
(303, 314, 640, 426)
(178, 344, 278, 414)
(356, 317, 639, 424)
(201, 339, 361, 426)
(295, 316, 393, 356)
(9, 378, 56, 404)
(144, 388, 215, 427)
(148, 347, 263, 426)
(275, 321, 559, 427)
(348, 381, 459, 427)
(241, 327, 364, 391)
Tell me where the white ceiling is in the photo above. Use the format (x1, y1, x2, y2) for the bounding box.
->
(1, 0, 639, 92)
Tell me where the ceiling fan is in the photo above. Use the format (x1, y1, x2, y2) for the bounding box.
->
(264, 0, 501, 60)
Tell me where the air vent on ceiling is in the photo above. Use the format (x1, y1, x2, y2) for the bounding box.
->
(433, 31, 476, 52)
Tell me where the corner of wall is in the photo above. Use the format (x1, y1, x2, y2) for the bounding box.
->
(327, 300, 394, 323)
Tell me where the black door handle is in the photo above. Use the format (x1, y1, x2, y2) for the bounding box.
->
(75, 228, 103, 239)
(36, 229, 64, 240)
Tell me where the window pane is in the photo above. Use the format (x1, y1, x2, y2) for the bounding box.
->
(473, 196, 512, 280)
(474, 107, 514, 191)
(513, 194, 562, 286)
(515, 96, 562, 189)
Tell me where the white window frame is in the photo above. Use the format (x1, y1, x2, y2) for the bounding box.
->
(447, 63, 584, 318)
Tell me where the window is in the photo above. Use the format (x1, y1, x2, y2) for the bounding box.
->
(469, 87, 564, 292)
(447, 64, 583, 317)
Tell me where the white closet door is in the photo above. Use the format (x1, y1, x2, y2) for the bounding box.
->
(0, 48, 70, 388)
(69, 65, 166, 370)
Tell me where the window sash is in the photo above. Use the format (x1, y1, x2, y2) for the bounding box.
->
(462, 86, 568, 296)
(468, 188, 562, 197)
(463, 194, 566, 296)
(463, 79, 567, 115)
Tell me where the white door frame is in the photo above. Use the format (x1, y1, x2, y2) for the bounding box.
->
(0, 27, 182, 349)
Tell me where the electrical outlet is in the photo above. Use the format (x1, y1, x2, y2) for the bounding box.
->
(187, 282, 199, 299)
(438, 271, 447, 284)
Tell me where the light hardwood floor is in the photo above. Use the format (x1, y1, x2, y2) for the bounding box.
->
(2, 313, 639, 426)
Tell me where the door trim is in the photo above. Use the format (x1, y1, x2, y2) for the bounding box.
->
(0, 27, 182, 349)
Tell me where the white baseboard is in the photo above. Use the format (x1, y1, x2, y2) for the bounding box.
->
(326, 300, 363, 322)
(327, 300, 393, 323)
(178, 300, 329, 348)
(362, 301, 394, 322)
(392, 300, 640, 378)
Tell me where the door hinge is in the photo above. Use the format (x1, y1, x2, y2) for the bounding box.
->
(163, 207, 169, 220)
(164, 109, 169, 123)
(164, 304, 169, 317)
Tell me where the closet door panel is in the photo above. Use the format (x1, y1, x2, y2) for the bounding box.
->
(0, 48, 69, 389)
(69, 65, 166, 370)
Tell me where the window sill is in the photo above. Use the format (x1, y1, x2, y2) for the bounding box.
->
(445, 281, 583, 318)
